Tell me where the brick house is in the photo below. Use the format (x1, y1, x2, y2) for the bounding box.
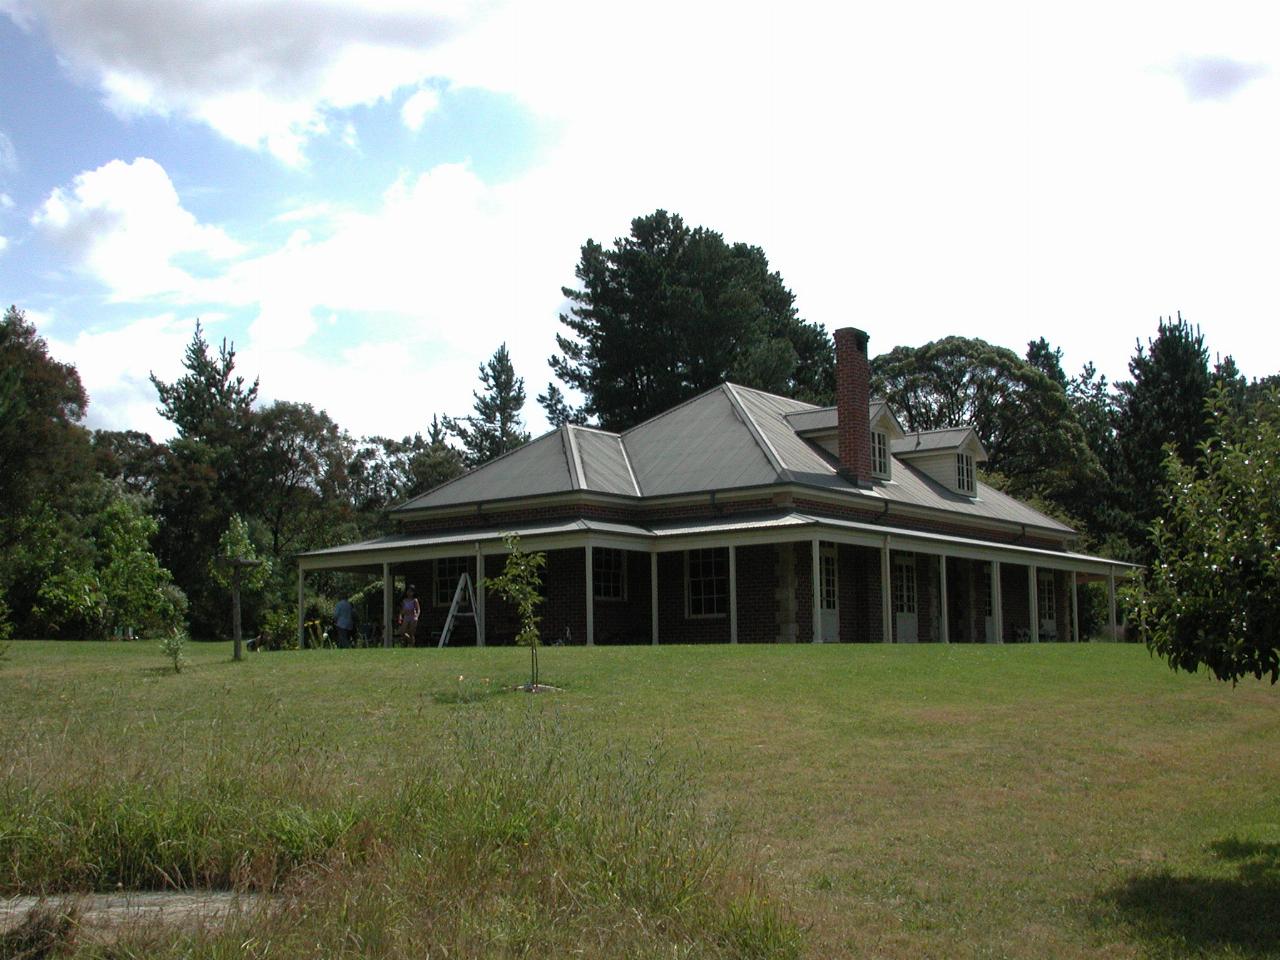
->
(300, 328, 1130, 646)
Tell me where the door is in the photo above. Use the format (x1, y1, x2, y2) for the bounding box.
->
(1037, 571, 1057, 640)
(893, 554, 918, 643)
(819, 545, 839, 642)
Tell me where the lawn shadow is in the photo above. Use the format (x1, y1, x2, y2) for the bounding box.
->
(1100, 838, 1280, 957)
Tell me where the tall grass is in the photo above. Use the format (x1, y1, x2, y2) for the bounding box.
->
(0, 710, 801, 959)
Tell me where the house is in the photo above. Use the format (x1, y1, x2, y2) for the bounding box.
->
(299, 328, 1130, 646)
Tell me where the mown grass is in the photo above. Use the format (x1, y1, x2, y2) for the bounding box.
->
(2, 641, 1279, 958)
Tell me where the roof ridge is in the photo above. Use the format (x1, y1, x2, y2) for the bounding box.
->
(902, 425, 976, 436)
(563, 425, 586, 490)
(616, 434, 643, 496)
(619, 383, 730, 436)
(723, 382, 788, 477)
(723, 381, 822, 411)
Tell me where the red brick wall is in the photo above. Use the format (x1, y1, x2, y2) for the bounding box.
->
(838, 543, 886, 643)
(736, 544, 778, 644)
(834, 327, 872, 484)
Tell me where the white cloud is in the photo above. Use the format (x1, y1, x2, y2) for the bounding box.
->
(31, 157, 241, 300)
(400, 86, 440, 131)
(4, 0, 485, 163)
(0, 192, 14, 209)
(0, 235, 7, 254)
(1173, 55, 1269, 101)
(45, 312, 198, 436)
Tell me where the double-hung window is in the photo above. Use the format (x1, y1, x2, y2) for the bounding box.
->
(434, 557, 470, 607)
(871, 431, 890, 479)
(956, 452, 976, 494)
(593, 548, 627, 601)
(686, 548, 728, 618)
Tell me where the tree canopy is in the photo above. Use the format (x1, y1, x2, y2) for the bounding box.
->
(447, 343, 530, 466)
(1133, 386, 1280, 683)
(545, 210, 833, 431)
(871, 336, 1104, 517)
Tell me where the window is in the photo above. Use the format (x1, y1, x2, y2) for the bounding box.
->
(1037, 572, 1055, 618)
(820, 549, 837, 611)
(593, 548, 627, 600)
(434, 557, 470, 607)
(980, 565, 993, 617)
(871, 431, 890, 478)
(956, 452, 975, 494)
(892, 555, 917, 614)
(686, 548, 728, 618)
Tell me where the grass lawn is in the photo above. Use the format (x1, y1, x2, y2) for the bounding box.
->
(2, 640, 1279, 958)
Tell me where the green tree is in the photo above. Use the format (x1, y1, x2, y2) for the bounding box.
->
(1131, 386, 1280, 683)
(1113, 313, 1213, 554)
(484, 533, 548, 690)
(149, 323, 261, 635)
(446, 343, 530, 466)
(546, 210, 833, 430)
(92, 429, 164, 497)
(871, 336, 1105, 521)
(0, 305, 91, 526)
(1025, 337, 1068, 389)
(536, 383, 585, 428)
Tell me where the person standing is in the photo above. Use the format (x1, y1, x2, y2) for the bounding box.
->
(398, 585, 421, 645)
(333, 595, 355, 648)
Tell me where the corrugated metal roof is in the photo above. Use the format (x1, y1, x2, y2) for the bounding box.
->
(302, 517, 653, 559)
(395, 428, 576, 510)
(388, 382, 1073, 536)
(572, 426, 640, 495)
(623, 386, 779, 495)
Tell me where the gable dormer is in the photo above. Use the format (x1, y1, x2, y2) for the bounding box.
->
(868, 400, 906, 481)
(892, 427, 988, 497)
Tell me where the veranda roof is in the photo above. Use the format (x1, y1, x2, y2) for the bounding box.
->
(299, 510, 1132, 577)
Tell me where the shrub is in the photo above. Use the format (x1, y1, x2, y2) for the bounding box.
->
(159, 628, 188, 673)
(257, 608, 299, 651)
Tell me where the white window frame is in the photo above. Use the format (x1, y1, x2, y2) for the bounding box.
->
(871, 430, 891, 479)
(685, 548, 728, 619)
(956, 452, 976, 494)
(593, 547, 627, 601)
(1037, 571, 1056, 619)
(892, 555, 918, 614)
(434, 557, 470, 607)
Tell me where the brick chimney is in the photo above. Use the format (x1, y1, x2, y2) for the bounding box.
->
(834, 327, 872, 486)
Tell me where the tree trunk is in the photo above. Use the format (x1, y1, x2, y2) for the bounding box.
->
(232, 573, 243, 662)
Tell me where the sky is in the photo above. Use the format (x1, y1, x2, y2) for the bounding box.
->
(1, 1, 1277, 442)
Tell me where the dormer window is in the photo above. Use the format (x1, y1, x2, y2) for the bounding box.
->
(956, 452, 975, 494)
(871, 431, 890, 479)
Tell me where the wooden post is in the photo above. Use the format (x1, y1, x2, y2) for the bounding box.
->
(938, 555, 949, 644)
(991, 560, 1003, 643)
(881, 538, 893, 643)
(296, 566, 305, 651)
(729, 544, 738, 644)
(811, 539, 822, 644)
(650, 553, 659, 645)
(1028, 565, 1039, 643)
(231, 569, 243, 661)
(1107, 568, 1117, 640)
(1071, 571, 1080, 643)
(585, 544, 594, 646)
(382, 562, 393, 648)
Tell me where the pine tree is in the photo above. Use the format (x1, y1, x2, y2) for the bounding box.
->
(446, 344, 530, 466)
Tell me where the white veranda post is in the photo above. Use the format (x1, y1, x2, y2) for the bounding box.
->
(585, 544, 595, 646)
(1028, 565, 1040, 643)
(938, 555, 949, 643)
(1108, 568, 1118, 640)
(650, 552, 659, 645)
(382, 562, 393, 648)
(880, 539, 892, 643)
(729, 544, 739, 644)
(1071, 571, 1080, 643)
(811, 539, 822, 644)
(991, 560, 1003, 644)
